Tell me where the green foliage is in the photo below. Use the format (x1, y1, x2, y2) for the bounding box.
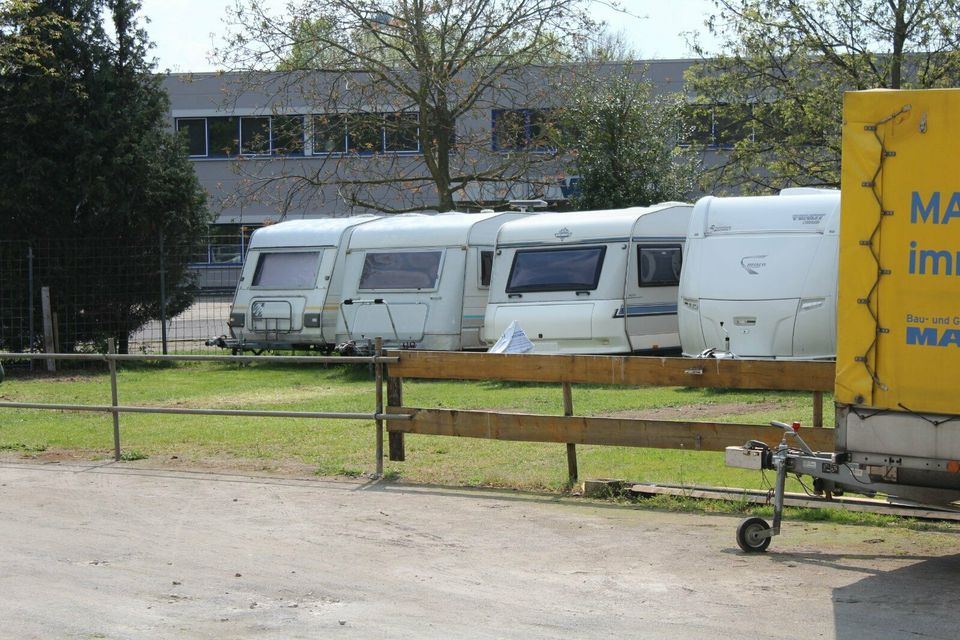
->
(0, 0, 211, 352)
(687, 0, 960, 193)
(558, 66, 697, 209)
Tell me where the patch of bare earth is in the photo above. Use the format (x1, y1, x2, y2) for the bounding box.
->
(600, 399, 787, 421)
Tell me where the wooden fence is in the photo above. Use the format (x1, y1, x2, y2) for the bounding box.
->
(385, 351, 836, 482)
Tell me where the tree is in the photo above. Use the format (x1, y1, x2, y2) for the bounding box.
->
(216, 0, 599, 214)
(0, 0, 211, 353)
(687, 0, 960, 193)
(558, 66, 697, 210)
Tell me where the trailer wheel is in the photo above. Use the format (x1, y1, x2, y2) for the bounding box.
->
(736, 517, 772, 553)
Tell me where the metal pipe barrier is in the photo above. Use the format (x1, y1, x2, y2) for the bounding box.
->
(0, 343, 408, 472)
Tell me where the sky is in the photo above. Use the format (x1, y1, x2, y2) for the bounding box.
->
(138, 0, 717, 73)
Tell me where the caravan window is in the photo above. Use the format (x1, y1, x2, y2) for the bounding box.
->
(479, 250, 494, 287)
(637, 245, 682, 287)
(252, 251, 322, 289)
(506, 246, 606, 293)
(359, 251, 442, 290)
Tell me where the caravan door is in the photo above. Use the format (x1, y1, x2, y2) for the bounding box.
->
(623, 241, 684, 352)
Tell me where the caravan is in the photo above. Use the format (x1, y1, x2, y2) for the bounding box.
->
(678, 189, 840, 359)
(335, 211, 528, 351)
(223, 216, 378, 352)
(483, 203, 692, 354)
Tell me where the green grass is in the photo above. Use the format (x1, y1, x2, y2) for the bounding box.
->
(0, 361, 820, 491)
(2, 362, 952, 531)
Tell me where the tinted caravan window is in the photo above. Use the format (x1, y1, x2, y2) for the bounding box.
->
(359, 251, 442, 290)
(637, 245, 682, 287)
(252, 251, 322, 289)
(506, 246, 606, 293)
(480, 250, 494, 287)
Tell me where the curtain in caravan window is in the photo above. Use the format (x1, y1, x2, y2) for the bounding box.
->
(252, 251, 322, 288)
(506, 246, 606, 292)
(359, 251, 442, 289)
(637, 245, 682, 286)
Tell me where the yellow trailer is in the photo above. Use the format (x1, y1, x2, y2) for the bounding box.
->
(728, 89, 960, 552)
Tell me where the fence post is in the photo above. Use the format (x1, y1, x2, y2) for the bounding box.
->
(41, 286, 55, 373)
(158, 231, 168, 355)
(563, 382, 578, 484)
(27, 246, 34, 371)
(108, 338, 122, 461)
(387, 374, 405, 461)
(813, 391, 824, 427)
(374, 337, 384, 477)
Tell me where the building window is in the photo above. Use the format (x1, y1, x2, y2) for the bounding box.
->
(240, 116, 271, 156)
(679, 104, 754, 148)
(385, 112, 420, 152)
(312, 112, 421, 155)
(313, 114, 347, 153)
(176, 118, 207, 157)
(272, 115, 305, 155)
(206, 116, 239, 157)
(492, 109, 557, 151)
(177, 115, 306, 158)
(346, 114, 383, 154)
(191, 225, 256, 265)
(637, 245, 682, 287)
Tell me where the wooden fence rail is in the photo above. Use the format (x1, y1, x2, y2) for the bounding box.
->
(385, 351, 837, 483)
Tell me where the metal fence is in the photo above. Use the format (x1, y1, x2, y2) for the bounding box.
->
(0, 236, 240, 359)
(0, 340, 404, 475)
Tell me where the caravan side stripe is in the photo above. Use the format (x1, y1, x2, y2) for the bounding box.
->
(613, 303, 679, 318)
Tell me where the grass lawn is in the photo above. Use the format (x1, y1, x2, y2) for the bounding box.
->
(0, 361, 826, 495)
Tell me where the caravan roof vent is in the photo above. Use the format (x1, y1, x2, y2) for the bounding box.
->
(509, 199, 548, 212)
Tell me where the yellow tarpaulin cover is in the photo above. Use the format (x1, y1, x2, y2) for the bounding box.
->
(838, 89, 960, 414)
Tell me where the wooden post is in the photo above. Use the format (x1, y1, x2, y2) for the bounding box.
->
(108, 339, 121, 461)
(563, 382, 578, 483)
(374, 337, 384, 477)
(41, 286, 55, 373)
(387, 375, 405, 461)
(813, 391, 824, 427)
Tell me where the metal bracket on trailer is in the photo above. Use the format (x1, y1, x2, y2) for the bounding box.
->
(337, 298, 401, 355)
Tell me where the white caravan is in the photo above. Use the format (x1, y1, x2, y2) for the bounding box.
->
(335, 211, 528, 351)
(223, 216, 378, 352)
(678, 188, 840, 359)
(483, 203, 693, 355)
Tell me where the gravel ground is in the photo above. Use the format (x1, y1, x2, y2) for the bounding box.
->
(0, 460, 958, 639)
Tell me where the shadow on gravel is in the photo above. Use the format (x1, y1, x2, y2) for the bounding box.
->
(831, 553, 960, 639)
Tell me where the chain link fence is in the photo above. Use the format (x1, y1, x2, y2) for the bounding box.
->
(0, 234, 243, 360)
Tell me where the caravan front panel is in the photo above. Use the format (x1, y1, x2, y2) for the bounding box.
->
(679, 192, 839, 359)
(227, 216, 379, 351)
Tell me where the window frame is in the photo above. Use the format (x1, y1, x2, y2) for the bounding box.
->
(176, 118, 208, 158)
(505, 245, 607, 293)
(636, 244, 683, 288)
(357, 249, 445, 291)
(251, 250, 323, 290)
(239, 115, 272, 157)
(491, 108, 556, 152)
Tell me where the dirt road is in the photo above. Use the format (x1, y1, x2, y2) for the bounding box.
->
(0, 460, 957, 639)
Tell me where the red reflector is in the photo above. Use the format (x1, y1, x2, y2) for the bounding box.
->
(791, 421, 801, 432)
(947, 461, 960, 473)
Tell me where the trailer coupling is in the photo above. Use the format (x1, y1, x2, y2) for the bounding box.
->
(725, 421, 875, 552)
